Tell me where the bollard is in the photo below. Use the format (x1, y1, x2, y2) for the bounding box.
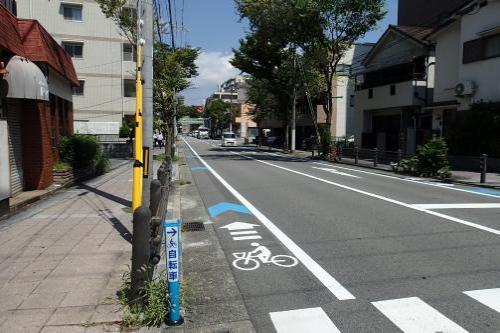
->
(150, 180, 162, 216)
(164, 218, 184, 326)
(373, 148, 378, 167)
(397, 149, 403, 167)
(131, 206, 152, 302)
(480, 154, 487, 184)
(355, 147, 359, 165)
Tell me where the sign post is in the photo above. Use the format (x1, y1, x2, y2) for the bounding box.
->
(164, 219, 184, 326)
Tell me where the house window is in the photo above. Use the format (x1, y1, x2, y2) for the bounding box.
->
(123, 79, 136, 97)
(463, 33, 500, 63)
(123, 43, 136, 62)
(368, 89, 373, 99)
(62, 41, 83, 58)
(485, 34, 500, 59)
(62, 4, 82, 21)
(390, 85, 396, 96)
(72, 80, 85, 96)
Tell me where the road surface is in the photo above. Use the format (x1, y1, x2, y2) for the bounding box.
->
(181, 136, 500, 333)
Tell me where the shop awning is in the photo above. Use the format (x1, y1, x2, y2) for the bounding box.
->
(4, 56, 49, 101)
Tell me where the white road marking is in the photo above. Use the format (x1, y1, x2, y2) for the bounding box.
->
(183, 138, 356, 300)
(464, 288, 500, 313)
(312, 166, 361, 179)
(226, 148, 500, 236)
(270, 307, 341, 333)
(372, 297, 468, 333)
(232, 235, 262, 241)
(312, 161, 500, 199)
(220, 222, 259, 230)
(230, 230, 259, 236)
(413, 203, 500, 210)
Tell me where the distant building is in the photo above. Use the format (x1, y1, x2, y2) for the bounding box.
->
(0, 2, 78, 208)
(16, 0, 136, 135)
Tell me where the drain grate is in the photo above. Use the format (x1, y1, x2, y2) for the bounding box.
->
(182, 222, 205, 232)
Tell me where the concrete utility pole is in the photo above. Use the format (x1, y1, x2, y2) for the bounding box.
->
(291, 52, 297, 153)
(142, 0, 154, 206)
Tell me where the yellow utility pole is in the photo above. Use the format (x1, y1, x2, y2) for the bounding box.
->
(132, 43, 144, 212)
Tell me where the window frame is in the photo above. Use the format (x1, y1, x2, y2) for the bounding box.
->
(62, 41, 84, 59)
(72, 80, 85, 96)
(61, 3, 83, 21)
(123, 79, 136, 98)
(463, 33, 500, 64)
(122, 43, 136, 62)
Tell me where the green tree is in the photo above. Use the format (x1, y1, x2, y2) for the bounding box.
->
(234, 0, 385, 152)
(205, 100, 231, 137)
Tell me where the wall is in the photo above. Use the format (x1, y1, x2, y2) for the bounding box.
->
(355, 80, 427, 112)
(459, 1, 500, 104)
(20, 100, 54, 190)
(433, 22, 461, 103)
(398, 0, 470, 27)
(16, 0, 136, 131)
(0, 120, 9, 200)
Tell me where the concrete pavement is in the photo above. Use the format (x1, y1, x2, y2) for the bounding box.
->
(181, 137, 500, 333)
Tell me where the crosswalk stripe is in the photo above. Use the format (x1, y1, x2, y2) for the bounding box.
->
(270, 307, 341, 333)
(372, 297, 468, 333)
(464, 288, 500, 313)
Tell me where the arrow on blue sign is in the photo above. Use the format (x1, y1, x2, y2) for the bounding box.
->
(208, 202, 252, 218)
(167, 228, 177, 237)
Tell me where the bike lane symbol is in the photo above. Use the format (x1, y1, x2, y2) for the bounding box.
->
(232, 242, 298, 271)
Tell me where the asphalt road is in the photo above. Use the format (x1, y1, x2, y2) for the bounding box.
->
(181, 136, 500, 333)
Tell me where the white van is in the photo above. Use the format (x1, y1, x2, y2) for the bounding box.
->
(222, 132, 237, 147)
(198, 127, 209, 139)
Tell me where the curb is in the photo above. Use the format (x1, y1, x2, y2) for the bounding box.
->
(0, 159, 132, 221)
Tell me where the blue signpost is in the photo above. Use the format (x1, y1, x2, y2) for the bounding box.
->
(164, 219, 184, 326)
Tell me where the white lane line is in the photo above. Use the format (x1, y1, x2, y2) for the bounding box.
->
(183, 138, 356, 300)
(464, 288, 500, 313)
(270, 307, 341, 333)
(230, 230, 259, 236)
(372, 297, 468, 333)
(233, 235, 262, 241)
(413, 203, 500, 210)
(227, 149, 500, 236)
(312, 166, 361, 179)
(311, 161, 500, 199)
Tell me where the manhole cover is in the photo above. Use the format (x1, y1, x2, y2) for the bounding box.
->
(182, 222, 205, 232)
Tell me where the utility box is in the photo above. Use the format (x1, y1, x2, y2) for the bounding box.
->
(0, 120, 10, 215)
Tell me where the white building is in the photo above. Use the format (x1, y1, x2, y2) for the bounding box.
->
(427, 0, 500, 117)
(354, 26, 435, 153)
(17, 0, 136, 134)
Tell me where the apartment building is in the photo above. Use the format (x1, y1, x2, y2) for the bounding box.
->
(17, 0, 136, 135)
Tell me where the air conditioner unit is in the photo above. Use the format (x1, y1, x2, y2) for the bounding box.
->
(455, 80, 476, 97)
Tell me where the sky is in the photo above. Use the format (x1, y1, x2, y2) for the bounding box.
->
(178, 0, 398, 106)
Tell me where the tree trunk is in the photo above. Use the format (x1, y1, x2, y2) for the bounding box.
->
(284, 122, 290, 153)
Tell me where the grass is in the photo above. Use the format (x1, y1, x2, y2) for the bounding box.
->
(53, 160, 72, 170)
(117, 270, 170, 328)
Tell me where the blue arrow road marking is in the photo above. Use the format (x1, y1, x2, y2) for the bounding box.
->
(208, 202, 252, 218)
(191, 166, 208, 171)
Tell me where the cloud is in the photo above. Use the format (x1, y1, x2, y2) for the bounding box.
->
(184, 51, 240, 106)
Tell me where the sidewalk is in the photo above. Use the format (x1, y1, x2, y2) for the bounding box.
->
(0, 161, 153, 333)
(258, 146, 500, 189)
(4, 158, 131, 220)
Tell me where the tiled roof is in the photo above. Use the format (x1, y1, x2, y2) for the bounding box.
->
(17, 19, 79, 86)
(0, 4, 25, 56)
(0, 4, 78, 86)
(392, 25, 434, 44)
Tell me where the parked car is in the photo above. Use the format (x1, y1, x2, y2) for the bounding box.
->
(193, 130, 199, 138)
(198, 127, 209, 139)
(222, 132, 237, 147)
